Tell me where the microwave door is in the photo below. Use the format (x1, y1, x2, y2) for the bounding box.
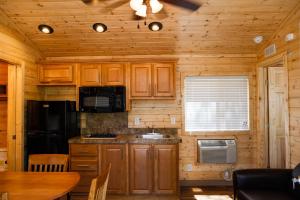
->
(95, 95, 113, 112)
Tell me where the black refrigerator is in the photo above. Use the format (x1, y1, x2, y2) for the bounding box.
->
(25, 100, 79, 169)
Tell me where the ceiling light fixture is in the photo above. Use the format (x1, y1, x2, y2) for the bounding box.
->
(253, 35, 263, 44)
(149, 22, 163, 31)
(130, 0, 163, 17)
(150, 0, 163, 13)
(38, 24, 54, 34)
(93, 23, 107, 33)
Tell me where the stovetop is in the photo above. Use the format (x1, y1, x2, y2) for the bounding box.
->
(83, 133, 117, 139)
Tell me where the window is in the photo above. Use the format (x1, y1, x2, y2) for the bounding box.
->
(184, 76, 249, 132)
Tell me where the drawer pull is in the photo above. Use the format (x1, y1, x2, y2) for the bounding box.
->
(76, 165, 90, 167)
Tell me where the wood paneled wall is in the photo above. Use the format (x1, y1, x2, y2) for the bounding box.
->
(257, 6, 300, 168)
(46, 55, 257, 180)
(129, 55, 257, 180)
(0, 12, 42, 100)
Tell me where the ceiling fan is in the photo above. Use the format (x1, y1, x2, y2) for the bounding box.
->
(82, 0, 201, 18)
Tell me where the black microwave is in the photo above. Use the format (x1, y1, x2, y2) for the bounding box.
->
(79, 86, 126, 113)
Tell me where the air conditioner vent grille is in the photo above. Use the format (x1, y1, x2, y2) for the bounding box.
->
(264, 44, 276, 57)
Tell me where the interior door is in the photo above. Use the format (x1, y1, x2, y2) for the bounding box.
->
(268, 67, 288, 168)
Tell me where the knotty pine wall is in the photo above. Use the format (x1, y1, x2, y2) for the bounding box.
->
(43, 55, 258, 180)
(0, 12, 42, 100)
(130, 55, 257, 180)
(257, 6, 300, 168)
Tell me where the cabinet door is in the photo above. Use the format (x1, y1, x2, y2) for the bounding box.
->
(131, 64, 152, 97)
(153, 63, 175, 97)
(39, 64, 74, 83)
(101, 144, 127, 194)
(153, 144, 178, 194)
(80, 64, 101, 86)
(129, 144, 152, 194)
(101, 64, 125, 86)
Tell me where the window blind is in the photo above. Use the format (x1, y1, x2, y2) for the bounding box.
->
(184, 76, 249, 132)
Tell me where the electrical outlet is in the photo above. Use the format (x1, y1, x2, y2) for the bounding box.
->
(185, 164, 193, 172)
(170, 116, 176, 125)
(134, 117, 140, 125)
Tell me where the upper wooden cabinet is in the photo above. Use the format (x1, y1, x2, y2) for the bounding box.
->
(153, 63, 175, 97)
(130, 62, 175, 99)
(131, 63, 152, 97)
(80, 64, 101, 86)
(80, 63, 125, 86)
(39, 64, 75, 84)
(101, 63, 125, 86)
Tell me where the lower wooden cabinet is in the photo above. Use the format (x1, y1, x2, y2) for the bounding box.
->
(129, 144, 153, 194)
(129, 144, 178, 195)
(69, 143, 178, 197)
(101, 144, 127, 194)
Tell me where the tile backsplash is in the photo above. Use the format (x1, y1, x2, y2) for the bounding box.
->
(80, 112, 177, 135)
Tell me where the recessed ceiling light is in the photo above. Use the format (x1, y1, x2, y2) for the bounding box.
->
(38, 24, 54, 34)
(253, 35, 263, 44)
(148, 22, 163, 31)
(93, 23, 107, 33)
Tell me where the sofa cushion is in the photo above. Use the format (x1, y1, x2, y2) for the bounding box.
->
(238, 190, 296, 200)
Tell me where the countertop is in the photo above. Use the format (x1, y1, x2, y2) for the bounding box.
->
(68, 134, 182, 144)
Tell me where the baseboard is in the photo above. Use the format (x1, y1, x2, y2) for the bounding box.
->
(180, 180, 233, 187)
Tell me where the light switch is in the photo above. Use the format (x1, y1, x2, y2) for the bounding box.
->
(185, 164, 193, 172)
(134, 117, 140, 125)
(171, 116, 176, 125)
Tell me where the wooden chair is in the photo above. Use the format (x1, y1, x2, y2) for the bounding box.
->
(88, 164, 111, 200)
(28, 154, 69, 172)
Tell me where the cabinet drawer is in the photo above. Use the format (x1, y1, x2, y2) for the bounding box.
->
(70, 144, 98, 156)
(71, 158, 98, 171)
(71, 171, 97, 193)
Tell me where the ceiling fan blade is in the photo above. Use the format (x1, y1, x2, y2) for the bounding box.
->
(162, 0, 201, 11)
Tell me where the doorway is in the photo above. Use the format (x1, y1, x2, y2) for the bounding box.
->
(257, 55, 290, 168)
(0, 61, 24, 171)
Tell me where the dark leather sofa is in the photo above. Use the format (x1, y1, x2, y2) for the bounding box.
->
(233, 169, 300, 200)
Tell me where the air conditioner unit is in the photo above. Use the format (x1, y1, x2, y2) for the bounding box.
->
(197, 139, 236, 164)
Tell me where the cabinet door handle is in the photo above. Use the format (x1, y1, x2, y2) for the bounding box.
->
(76, 164, 89, 167)
(121, 148, 124, 160)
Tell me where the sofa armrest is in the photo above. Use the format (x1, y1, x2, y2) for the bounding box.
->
(233, 169, 293, 200)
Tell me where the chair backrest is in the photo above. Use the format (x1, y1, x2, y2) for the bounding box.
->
(28, 154, 69, 172)
(88, 164, 111, 200)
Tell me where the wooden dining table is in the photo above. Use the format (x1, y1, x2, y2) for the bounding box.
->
(0, 171, 80, 200)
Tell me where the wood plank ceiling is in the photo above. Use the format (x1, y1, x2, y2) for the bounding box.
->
(0, 0, 298, 57)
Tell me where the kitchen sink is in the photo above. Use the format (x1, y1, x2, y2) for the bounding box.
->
(136, 133, 171, 139)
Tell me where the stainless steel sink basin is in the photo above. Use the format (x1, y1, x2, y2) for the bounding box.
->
(136, 133, 171, 139)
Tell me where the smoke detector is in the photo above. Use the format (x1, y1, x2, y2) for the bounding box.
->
(253, 36, 264, 44)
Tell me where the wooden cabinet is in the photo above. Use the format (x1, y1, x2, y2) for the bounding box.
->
(101, 144, 127, 194)
(129, 144, 153, 194)
(129, 144, 178, 195)
(69, 144, 98, 196)
(70, 143, 128, 198)
(80, 64, 101, 86)
(130, 63, 175, 99)
(101, 64, 125, 86)
(153, 63, 175, 97)
(39, 64, 75, 84)
(80, 63, 125, 86)
(153, 145, 177, 194)
(131, 63, 152, 97)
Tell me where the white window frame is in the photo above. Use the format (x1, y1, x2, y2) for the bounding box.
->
(184, 76, 250, 132)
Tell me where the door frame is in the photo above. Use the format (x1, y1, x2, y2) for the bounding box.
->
(257, 52, 290, 168)
(1, 59, 24, 171)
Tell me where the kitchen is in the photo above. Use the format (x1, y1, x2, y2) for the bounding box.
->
(0, 0, 300, 200)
